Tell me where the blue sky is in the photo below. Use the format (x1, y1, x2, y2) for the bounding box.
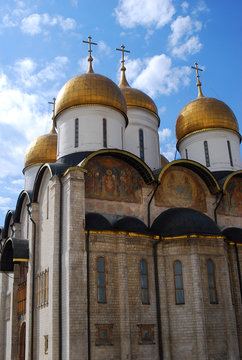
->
(0, 0, 241, 225)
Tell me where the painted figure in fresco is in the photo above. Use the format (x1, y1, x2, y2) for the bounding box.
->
(120, 169, 133, 198)
(85, 156, 142, 203)
(223, 179, 242, 216)
(102, 169, 117, 197)
(86, 166, 100, 196)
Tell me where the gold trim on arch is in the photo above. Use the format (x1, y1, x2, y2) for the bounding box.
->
(222, 170, 242, 191)
(157, 159, 220, 194)
(13, 258, 29, 262)
(81, 149, 155, 184)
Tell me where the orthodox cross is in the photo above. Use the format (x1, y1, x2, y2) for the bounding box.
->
(116, 45, 130, 69)
(191, 62, 204, 97)
(48, 97, 56, 118)
(191, 62, 203, 84)
(82, 36, 97, 73)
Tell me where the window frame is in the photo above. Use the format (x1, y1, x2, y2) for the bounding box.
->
(74, 118, 79, 148)
(140, 259, 149, 304)
(204, 140, 210, 167)
(173, 260, 185, 305)
(207, 259, 218, 304)
(139, 129, 144, 161)
(103, 118, 107, 148)
(97, 257, 107, 303)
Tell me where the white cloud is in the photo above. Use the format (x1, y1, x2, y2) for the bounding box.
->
(0, 196, 12, 206)
(159, 128, 171, 142)
(98, 41, 112, 56)
(121, 58, 143, 83)
(13, 56, 68, 89)
(131, 54, 191, 97)
(172, 36, 202, 60)
(169, 15, 202, 59)
(160, 142, 177, 161)
(20, 13, 76, 35)
(114, 0, 175, 29)
(181, 1, 189, 12)
(159, 106, 166, 114)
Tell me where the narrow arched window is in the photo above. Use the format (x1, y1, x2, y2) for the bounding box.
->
(174, 261, 185, 304)
(207, 259, 218, 304)
(140, 259, 149, 304)
(103, 118, 107, 147)
(139, 129, 144, 161)
(97, 257, 106, 303)
(74, 118, 79, 148)
(19, 322, 26, 360)
(185, 148, 188, 159)
(204, 141, 210, 167)
(227, 140, 233, 166)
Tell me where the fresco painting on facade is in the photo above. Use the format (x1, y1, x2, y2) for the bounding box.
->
(155, 168, 207, 212)
(85, 156, 143, 203)
(218, 177, 242, 217)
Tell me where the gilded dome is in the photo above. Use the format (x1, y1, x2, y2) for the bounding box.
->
(24, 126, 57, 168)
(118, 70, 159, 118)
(176, 96, 240, 143)
(55, 72, 127, 120)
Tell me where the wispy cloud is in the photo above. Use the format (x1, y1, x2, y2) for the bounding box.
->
(114, 0, 175, 29)
(13, 56, 69, 90)
(130, 54, 191, 97)
(169, 15, 202, 59)
(20, 13, 76, 35)
(159, 128, 171, 142)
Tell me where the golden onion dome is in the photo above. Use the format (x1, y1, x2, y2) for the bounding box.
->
(55, 72, 127, 122)
(176, 96, 240, 143)
(176, 64, 240, 143)
(24, 124, 57, 168)
(118, 68, 159, 119)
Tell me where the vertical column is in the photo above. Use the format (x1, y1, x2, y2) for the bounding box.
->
(190, 252, 208, 360)
(117, 236, 131, 360)
(158, 248, 172, 359)
(26, 202, 39, 360)
(221, 250, 240, 358)
(62, 168, 87, 360)
(10, 264, 20, 359)
(0, 273, 8, 360)
(49, 176, 61, 360)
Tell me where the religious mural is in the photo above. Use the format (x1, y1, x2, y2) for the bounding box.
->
(218, 177, 242, 217)
(155, 168, 207, 212)
(85, 156, 143, 203)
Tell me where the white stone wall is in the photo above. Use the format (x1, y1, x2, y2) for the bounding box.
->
(124, 108, 161, 170)
(56, 105, 127, 158)
(178, 129, 242, 171)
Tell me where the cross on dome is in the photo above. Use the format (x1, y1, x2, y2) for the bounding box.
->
(191, 62, 204, 98)
(116, 45, 131, 88)
(116, 45, 130, 71)
(82, 36, 98, 73)
(48, 97, 56, 133)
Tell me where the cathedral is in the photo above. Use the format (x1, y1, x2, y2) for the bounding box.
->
(0, 39, 242, 360)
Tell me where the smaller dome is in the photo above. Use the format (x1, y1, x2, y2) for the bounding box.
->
(113, 216, 149, 234)
(24, 125, 57, 168)
(151, 208, 221, 237)
(119, 69, 159, 117)
(85, 212, 112, 231)
(176, 96, 240, 143)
